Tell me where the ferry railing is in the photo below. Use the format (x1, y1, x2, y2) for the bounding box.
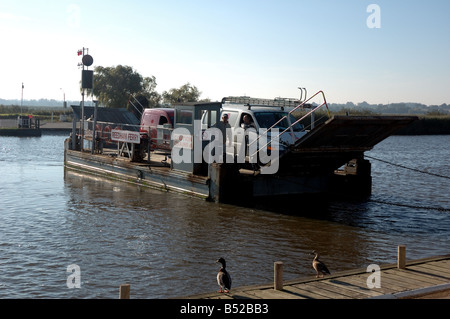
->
(127, 94, 144, 118)
(249, 90, 331, 158)
(81, 120, 173, 159)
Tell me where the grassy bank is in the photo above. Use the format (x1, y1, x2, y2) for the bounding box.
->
(0, 105, 72, 122)
(395, 115, 450, 135)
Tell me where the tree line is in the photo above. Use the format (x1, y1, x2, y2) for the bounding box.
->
(328, 101, 450, 116)
(89, 65, 210, 113)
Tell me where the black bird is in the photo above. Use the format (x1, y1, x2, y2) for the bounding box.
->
(311, 251, 331, 278)
(216, 257, 232, 293)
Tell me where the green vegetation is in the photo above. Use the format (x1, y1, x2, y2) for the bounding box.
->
(92, 65, 159, 109)
(328, 101, 449, 115)
(396, 115, 450, 135)
(161, 82, 207, 104)
(91, 65, 206, 113)
(0, 105, 71, 122)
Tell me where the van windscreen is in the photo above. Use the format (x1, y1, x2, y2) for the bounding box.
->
(254, 112, 304, 132)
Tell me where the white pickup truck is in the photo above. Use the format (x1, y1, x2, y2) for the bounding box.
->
(201, 97, 307, 158)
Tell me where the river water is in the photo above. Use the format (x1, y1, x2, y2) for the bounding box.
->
(0, 134, 448, 299)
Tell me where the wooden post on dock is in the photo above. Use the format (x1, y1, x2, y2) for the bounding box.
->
(119, 284, 130, 299)
(398, 245, 406, 269)
(274, 262, 284, 291)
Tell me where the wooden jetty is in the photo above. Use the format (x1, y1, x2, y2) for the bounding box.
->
(0, 128, 41, 137)
(0, 116, 42, 137)
(180, 252, 450, 300)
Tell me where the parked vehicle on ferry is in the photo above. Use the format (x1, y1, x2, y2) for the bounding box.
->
(140, 108, 174, 151)
(201, 97, 307, 157)
(139, 100, 308, 158)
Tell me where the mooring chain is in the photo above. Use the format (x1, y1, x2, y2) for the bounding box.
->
(369, 199, 450, 212)
(365, 155, 450, 180)
(365, 155, 450, 212)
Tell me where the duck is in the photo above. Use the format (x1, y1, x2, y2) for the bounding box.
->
(311, 251, 331, 278)
(216, 257, 232, 293)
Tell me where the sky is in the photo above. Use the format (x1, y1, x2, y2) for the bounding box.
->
(1, 0, 449, 105)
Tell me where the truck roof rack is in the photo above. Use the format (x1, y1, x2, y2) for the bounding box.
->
(221, 96, 302, 108)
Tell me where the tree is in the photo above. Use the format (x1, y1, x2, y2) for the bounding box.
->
(162, 82, 204, 104)
(92, 65, 160, 109)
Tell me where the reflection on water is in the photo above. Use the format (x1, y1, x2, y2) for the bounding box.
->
(0, 135, 449, 298)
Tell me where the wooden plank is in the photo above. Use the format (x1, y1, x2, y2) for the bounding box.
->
(439, 260, 450, 268)
(427, 259, 450, 267)
(399, 270, 448, 285)
(380, 272, 426, 290)
(338, 274, 396, 295)
(383, 269, 445, 287)
(207, 294, 235, 300)
(383, 269, 435, 286)
(320, 281, 374, 299)
(231, 291, 262, 299)
(303, 281, 358, 298)
(407, 265, 450, 280)
(412, 260, 450, 271)
(409, 265, 450, 279)
(411, 261, 450, 271)
(282, 286, 328, 299)
(276, 285, 324, 299)
(322, 279, 381, 298)
(413, 262, 450, 276)
(415, 259, 450, 269)
(291, 283, 340, 299)
(289, 283, 351, 299)
(372, 275, 414, 293)
(229, 291, 263, 299)
(306, 281, 358, 298)
(329, 276, 383, 298)
(244, 288, 303, 299)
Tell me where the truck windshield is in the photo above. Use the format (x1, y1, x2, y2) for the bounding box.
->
(254, 112, 304, 132)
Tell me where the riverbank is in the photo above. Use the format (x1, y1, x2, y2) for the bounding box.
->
(39, 121, 74, 134)
(294, 113, 450, 135)
(0, 121, 73, 136)
(2, 113, 450, 135)
(395, 116, 450, 135)
(0, 128, 42, 137)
